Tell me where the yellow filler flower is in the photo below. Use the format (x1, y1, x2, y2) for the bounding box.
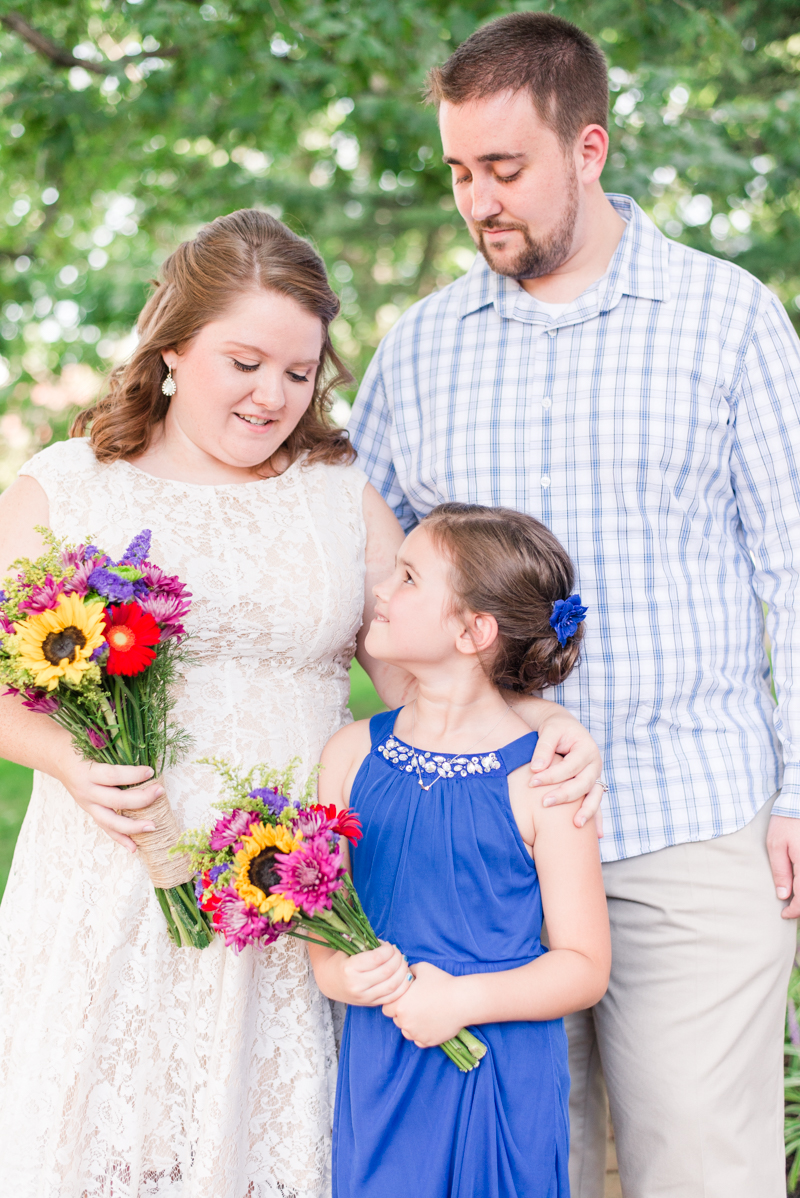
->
(13, 593, 107, 690)
(234, 821, 300, 917)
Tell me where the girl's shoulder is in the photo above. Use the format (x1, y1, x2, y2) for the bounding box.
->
(322, 717, 373, 767)
(319, 717, 374, 808)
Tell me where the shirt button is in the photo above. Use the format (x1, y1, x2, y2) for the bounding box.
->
(542, 397, 552, 409)
(540, 476, 551, 488)
(547, 328, 557, 337)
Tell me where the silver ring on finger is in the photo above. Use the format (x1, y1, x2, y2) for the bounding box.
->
(594, 780, 609, 792)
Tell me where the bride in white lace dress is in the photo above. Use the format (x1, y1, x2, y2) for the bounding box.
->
(0, 211, 599, 1197)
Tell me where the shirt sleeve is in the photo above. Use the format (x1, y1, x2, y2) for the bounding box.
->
(348, 346, 419, 532)
(731, 291, 800, 816)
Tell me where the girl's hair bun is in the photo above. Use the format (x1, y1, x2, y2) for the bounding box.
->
(421, 503, 585, 694)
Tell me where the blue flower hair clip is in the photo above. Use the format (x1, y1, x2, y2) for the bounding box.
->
(549, 594, 588, 647)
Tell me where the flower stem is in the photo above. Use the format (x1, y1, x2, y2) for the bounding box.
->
(456, 1027, 487, 1060)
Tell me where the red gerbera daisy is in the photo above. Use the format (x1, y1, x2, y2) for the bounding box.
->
(307, 802, 363, 844)
(103, 603, 161, 675)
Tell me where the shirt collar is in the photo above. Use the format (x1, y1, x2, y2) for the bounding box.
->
(457, 194, 672, 324)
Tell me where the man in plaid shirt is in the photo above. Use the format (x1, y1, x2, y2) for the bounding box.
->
(350, 13, 800, 1196)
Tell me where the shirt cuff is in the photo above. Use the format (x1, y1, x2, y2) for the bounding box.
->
(770, 766, 800, 818)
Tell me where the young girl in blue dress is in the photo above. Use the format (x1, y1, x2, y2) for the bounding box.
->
(310, 503, 611, 1198)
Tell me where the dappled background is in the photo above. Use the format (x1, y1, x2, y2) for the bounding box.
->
(1, 0, 800, 484)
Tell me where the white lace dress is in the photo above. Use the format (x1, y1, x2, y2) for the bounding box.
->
(0, 437, 368, 1198)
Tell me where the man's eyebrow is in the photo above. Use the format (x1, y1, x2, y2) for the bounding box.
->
(443, 152, 525, 165)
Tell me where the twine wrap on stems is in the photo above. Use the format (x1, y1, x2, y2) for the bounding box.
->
(121, 789, 193, 887)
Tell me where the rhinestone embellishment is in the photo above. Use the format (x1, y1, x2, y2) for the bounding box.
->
(378, 735, 502, 780)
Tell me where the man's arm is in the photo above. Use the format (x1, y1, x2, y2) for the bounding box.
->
(731, 289, 800, 916)
(348, 348, 419, 532)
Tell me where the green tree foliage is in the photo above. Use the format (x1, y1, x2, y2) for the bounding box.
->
(1, 0, 799, 484)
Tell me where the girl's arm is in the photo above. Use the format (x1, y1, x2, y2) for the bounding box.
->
(306, 719, 412, 1007)
(382, 777, 610, 1048)
(0, 475, 168, 852)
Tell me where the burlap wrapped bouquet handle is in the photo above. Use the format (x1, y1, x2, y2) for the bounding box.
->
(121, 788, 193, 888)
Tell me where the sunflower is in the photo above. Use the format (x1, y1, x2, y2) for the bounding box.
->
(104, 603, 161, 676)
(13, 593, 107, 691)
(234, 821, 300, 915)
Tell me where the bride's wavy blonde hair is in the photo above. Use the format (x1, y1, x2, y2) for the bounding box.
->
(71, 209, 355, 469)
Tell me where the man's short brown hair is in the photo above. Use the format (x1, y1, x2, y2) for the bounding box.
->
(425, 12, 609, 148)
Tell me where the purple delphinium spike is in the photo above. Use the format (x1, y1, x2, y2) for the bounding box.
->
(18, 574, 64, 614)
(118, 530, 152, 566)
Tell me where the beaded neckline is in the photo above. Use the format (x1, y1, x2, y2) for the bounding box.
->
(376, 732, 504, 781)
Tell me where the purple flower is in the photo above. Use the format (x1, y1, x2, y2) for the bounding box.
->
(86, 567, 137, 604)
(140, 562, 190, 600)
(215, 886, 283, 952)
(209, 808, 261, 851)
(118, 530, 152, 566)
(62, 559, 100, 597)
(248, 787, 291, 817)
(18, 575, 64, 614)
(272, 833, 344, 917)
(60, 545, 88, 569)
(0, 611, 15, 635)
(295, 808, 335, 839)
(209, 863, 227, 882)
(90, 644, 107, 662)
(138, 591, 191, 634)
(87, 727, 109, 749)
(549, 594, 589, 647)
(19, 689, 60, 714)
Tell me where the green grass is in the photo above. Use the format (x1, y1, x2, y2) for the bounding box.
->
(0, 661, 384, 900)
(0, 757, 32, 899)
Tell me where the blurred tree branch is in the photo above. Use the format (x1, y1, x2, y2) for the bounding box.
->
(0, 12, 179, 74)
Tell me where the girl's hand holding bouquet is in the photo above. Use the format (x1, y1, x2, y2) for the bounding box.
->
(179, 757, 488, 1072)
(0, 526, 213, 948)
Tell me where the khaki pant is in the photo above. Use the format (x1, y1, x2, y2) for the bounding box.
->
(568, 797, 796, 1198)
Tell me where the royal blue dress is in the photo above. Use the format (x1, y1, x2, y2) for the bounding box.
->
(332, 708, 570, 1198)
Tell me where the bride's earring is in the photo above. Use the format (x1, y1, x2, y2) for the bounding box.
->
(161, 367, 177, 397)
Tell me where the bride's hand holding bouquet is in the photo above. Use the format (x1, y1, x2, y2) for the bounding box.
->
(0, 526, 213, 948)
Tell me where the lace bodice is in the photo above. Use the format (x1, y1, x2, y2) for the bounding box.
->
(0, 437, 368, 1198)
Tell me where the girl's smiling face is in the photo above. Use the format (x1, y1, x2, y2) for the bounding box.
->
(161, 288, 323, 473)
(366, 525, 471, 670)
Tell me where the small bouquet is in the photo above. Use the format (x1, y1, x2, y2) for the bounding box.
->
(178, 758, 487, 1072)
(0, 527, 213, 949)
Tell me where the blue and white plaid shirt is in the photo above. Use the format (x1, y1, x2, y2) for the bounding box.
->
(349, 195, 800, 862)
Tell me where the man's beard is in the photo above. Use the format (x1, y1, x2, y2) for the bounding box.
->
(473, 171, 580, 281)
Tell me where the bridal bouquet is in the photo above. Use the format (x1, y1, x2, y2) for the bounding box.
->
(0, 527, 213, 949)
(178, 758, 487, 1072)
